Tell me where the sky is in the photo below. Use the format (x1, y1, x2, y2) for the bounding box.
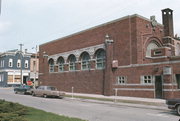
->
(0, 0, 180, 53)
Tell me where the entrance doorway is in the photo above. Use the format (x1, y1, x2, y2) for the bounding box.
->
(23, 76, 28, 84)
(155, 76, 163, 99)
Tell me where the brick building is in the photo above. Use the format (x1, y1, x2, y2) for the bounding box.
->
(39, 8, 180, 99)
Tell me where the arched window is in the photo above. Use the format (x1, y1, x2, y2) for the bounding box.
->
(81, 52, 90, 70)
(68, 55, 76, 71)
(9, 58, 13, 67)
(175, 43, 180, 56)
(48, 59, 54, 72)
(57, 57, 64, 72)
(95, 49, 105, 69)
(24, 60, 29, 68)
(17, 59, 21, 68)
(146, 41, 160, 57)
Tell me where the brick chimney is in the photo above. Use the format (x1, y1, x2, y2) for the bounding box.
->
(162, 8, 174, 37)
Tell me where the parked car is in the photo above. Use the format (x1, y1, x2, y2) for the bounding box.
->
(31, 86, 65, 98)
(166, 98, 180, 115)
(14, 85, 32, 94)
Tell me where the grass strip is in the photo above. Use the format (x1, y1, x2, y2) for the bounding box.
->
(0, 99, 86, 121)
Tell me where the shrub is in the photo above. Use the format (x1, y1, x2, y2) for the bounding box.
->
(0, 99, 28, 121)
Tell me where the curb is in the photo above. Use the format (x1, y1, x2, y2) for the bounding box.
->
(64, 97, 168, 111)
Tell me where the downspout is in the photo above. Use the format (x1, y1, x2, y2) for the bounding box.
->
(129, 16, 132, 65)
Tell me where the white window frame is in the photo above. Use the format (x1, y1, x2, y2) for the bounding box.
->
(117, 76, 127, 85)
(96, 58, 105, 69)
(96, 50, 105, 69)
(68, 55, 76, 71)
(48, 59, 54, 73)
(9, 58, 13, 67)
(24, 60, 29, 68)
(141, 75, 154, 84)
(82, 60, 90, 70)
(49, 64, 54, 72)
(58, 63, 64, 72)
(17, 59, 21, 68)
(57, 58, 64, 72)
(69, 62, 76, 71)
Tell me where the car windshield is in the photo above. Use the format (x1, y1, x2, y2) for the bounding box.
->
(47, 86, 56, 91)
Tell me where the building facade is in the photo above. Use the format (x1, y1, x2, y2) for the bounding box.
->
(29, 53, 39, 86)
(39, 8, 180, 99)
(0, 49, 31, 87)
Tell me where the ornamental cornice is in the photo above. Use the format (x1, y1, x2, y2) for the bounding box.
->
(48, 44, 105, 62)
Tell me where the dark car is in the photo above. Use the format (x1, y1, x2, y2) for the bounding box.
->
(166, 98, 180, 115)
(14, 85, 32, 95)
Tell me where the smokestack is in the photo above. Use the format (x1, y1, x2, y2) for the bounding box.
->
(162, 8, 174, 37)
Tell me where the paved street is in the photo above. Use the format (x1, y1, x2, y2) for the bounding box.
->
(0, 88, 179, 121)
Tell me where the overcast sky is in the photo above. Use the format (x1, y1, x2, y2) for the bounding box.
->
(0, 0, 180, 53)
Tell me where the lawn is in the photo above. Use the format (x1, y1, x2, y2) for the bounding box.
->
(0, 99, 86, 121)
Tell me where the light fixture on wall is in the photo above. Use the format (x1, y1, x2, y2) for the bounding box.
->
(43, 51, 48, 58)
(105, 34, 114, 44)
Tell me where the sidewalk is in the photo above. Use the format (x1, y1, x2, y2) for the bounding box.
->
(65, 92, 168, 110)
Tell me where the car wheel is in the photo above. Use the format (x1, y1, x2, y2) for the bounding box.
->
(15, 91, 18, 94)
(43, 94, 47, 98)
(59, 96, 63, 99)
(32, 92, 36, 96)
(176, 105, 180, 115)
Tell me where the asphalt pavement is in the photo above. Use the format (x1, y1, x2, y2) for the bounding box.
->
(0, 87, 179, 121)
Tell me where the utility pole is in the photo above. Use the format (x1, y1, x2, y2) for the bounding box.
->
(34, 45, 38, 88)
(19, 44, 24, 85)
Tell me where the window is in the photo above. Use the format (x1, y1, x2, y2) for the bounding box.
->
(146, 41, 159, 57)
(0, 75, 2, 82)
(141, 75, 153, 84)
(96, 49, 105, 69)
(57, 57, 64, 72)
(9, 59, 13, 67)
(81, 52, 90, 70)
(17, 59, 21, 68)
(25, 60, 29, 68)
(154, 50, 162, 55)
(2, 60, 4, 67)
(0, 74, 4, 82)
(117, 76, 127, 85)
(68, 55, 76, 71)
(33, 61, 36, 71)
(48, 59, 54, 72)
(175, 43, 180, 56)
(0, 60, 2, 67)
(176, 74, 180, 89)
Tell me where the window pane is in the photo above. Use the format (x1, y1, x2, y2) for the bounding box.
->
(96, 50, 105, 69)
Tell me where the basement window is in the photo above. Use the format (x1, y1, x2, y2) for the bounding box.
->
(141, 75, 153, 84)
(117, 76, 127, 85)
